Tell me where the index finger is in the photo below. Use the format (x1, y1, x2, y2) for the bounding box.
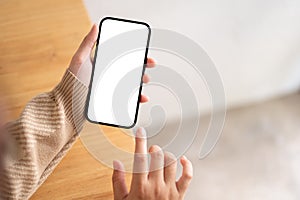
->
(132, 127, 148, 184)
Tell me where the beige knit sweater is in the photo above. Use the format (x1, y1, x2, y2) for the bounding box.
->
(0, 70, 87, 199)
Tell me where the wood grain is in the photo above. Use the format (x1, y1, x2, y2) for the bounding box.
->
(0, 0, 133, 199)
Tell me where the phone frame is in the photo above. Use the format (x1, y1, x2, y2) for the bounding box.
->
(85, 16, 151, 129)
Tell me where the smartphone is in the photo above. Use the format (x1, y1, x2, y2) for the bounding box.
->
(85, 17, 151, 128)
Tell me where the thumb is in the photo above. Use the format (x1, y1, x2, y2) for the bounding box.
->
(69, 24, 98, 74)
(112, 160, 128, 200)
(75, 24, 98, 60)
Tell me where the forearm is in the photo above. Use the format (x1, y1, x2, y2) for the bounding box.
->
(0, 70, 87, 199)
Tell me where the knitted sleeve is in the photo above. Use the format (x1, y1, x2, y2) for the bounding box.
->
(0, 69, 87, 199)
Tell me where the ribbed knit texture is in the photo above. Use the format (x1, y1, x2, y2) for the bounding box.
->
(0, 70, 87, 200)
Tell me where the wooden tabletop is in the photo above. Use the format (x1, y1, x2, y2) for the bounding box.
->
(0, 0, 133, 199)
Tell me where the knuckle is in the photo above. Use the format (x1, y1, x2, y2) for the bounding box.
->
(184, 171, 193, 180)
(136, 136, 145, 143)
(133, 154, 148, 172)
(77, 55, 85, 64)
(71, 55, 84, 66)
(135, 153, 147, 163)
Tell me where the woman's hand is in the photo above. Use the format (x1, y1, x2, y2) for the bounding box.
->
(112, 128, 193, 200)
(68, 25, 155, 103)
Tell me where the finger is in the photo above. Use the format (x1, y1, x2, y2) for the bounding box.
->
(148, 145, 164, 182)
(140, 95, 149, 103)
(112, 160, 128, 200)
(164, 152, 177, 184)
(142, 74, 150, 83)
(132, 127, 148, 184)
(71, 24, 98, 68)
(146, 58, 155, 68)
(176, 156, 193, 194)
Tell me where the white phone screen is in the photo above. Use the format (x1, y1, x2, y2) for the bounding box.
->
(86, 17, 150, 128)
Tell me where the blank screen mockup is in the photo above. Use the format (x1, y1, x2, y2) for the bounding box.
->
(86, 17, 150, 128)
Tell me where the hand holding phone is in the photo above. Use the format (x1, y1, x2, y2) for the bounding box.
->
(86, 17, 151, 128)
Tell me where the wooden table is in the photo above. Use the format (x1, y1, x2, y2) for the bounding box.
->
(0, 0, 133, 199)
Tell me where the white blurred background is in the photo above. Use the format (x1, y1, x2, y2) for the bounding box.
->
(84, 0, 300, 112)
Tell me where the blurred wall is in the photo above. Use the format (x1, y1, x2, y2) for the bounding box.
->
(83, 0, 300, 114)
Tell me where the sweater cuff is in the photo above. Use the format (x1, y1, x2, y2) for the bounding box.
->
(53, 69, 88, 133)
